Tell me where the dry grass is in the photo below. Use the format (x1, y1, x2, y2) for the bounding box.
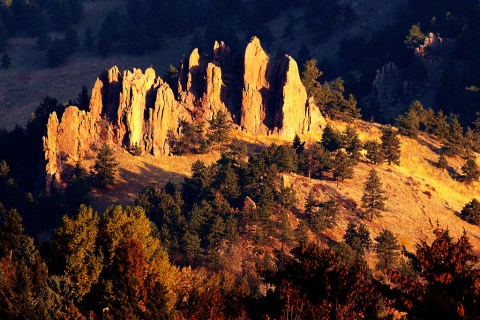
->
(89, 120, 480, 253)
(285, 121, 480, 254)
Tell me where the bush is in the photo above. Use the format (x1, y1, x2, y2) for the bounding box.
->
(461, 199, 480, 225)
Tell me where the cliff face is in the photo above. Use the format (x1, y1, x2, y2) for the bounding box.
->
(43, 37, 325, 191)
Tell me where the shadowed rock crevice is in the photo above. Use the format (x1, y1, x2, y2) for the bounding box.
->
(43, 37, 326, 192)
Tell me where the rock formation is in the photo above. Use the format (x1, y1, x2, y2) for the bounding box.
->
(43, 37, 326, 192)
(367, 32, 455, 122)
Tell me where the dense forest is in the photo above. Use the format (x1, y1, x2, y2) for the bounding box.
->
(1, 0, 480, 319)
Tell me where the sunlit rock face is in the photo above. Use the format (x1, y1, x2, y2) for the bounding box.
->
(43, 38, 326, 192)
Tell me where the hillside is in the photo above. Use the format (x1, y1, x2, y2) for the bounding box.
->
(85, 120, 480, 256)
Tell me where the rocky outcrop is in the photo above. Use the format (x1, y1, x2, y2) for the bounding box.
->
(240, 37, 325, 137)
(241, 37, 270, 134)
(43, 37, 326, 192)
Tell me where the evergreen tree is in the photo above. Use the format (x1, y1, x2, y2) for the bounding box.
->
(342, 94, 361, 121)
(321, 124, 344, 152)
(304, 190, 317, 216)
(208, 112, 231, 147)
(461, 158, 480, 184)
(91, 143, 119, 188)
(295, 220, 310, 245)
(381, 128, 401, 165)
(310, 199, 339, 234)
(436, 154, 448, 170)
(332, 151, 354, 187)
(343, 125, 362, 162)
(292, 134, 305, 155)
(299, 144, 331, 178)
(361, 170, 387, 221)
(404, 23, 425, 49)
(397, 101, 421, 137)
(443, 114, 465, 156)
(0, 52, 10, 69)
(364, 140, 384, 165)
(374, 228, 400, 270)
(301, 59, 322, 100)
(461, 199, 480, 225)
(75, 86, 90, 111)
(357, 223, 372, 250)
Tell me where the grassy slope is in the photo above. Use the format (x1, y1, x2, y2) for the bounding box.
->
(88, 120, 480, 255)
(0, 0, 193, 129)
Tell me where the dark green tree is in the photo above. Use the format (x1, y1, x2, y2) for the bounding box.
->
(91, 143, 119, 188)
(299, 144, 331, 178)
(436, 154, 448, 170)
(374, 229, 400, 270)
(321, 124, 344, 152)
(381, 128, 401, 165)
(301, 59, 322, 100)
(343, 222, 370, 252)
(461, 158, 480, 184)
(310, 199, 339, 234)
(397, 101, 421, 137)
(292, 134, 305, 154)
(208, 111, 231, 147)
(361, 170, 387, 221)
(343, 125, 362, 162)
(364, 140, 384, 165)
(332, 151, 354, 187)
(295, 220, 310, 245)
(75, 85, 90, 111)
(461, 199, 480, 225)
(443, 114, 465, 156)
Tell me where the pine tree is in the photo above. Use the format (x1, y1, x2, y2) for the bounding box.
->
(364, 140, 384, 165)
(461, 199, 480, 225)
(321, 124, 344, 152)
(295, 220, 310, 245)
(375, 228, 400, 270)
(91, 143, 119, 188)
(461, 158, 480, 184)
(436, 154, 448, 169)
(361, 170, 387, 221)
(404, 23, 425, 49)
(292, 134, 305, 154)
(357, 223, 372, 250)
(299, 144, 331, 178)
(397, 102, 421, 137)
(332, 151, 354, 187)
(301, 59, 322, 100)
(304, 190, 317, 216)
(75, 86, 90, 111)
(381, 128, 401, 165)
(343, 125, 362, 162)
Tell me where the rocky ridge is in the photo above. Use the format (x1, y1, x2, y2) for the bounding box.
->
(43, 37, 326, 192)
